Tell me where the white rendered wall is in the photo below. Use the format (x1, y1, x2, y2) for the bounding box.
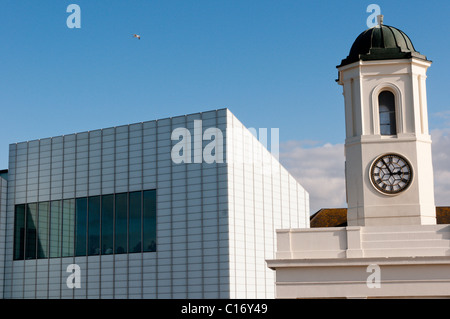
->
(226, 110, 310, 299)
(268, 225, 450, 299)
(338, 59, 436, 226)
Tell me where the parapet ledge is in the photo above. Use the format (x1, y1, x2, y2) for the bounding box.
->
(273, 224, 450, 261)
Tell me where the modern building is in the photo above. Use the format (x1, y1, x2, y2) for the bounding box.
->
(0, 108, 309, 299)
(0, 170, 7, 299)
(267, 16, 450, 299)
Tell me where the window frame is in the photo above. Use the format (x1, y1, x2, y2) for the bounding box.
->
(371, 83, 403, 136)
(378, 90, 397, 136)
(12, 189, 156, 261)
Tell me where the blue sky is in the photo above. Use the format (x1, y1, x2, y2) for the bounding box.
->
(1, 0, 449, 172)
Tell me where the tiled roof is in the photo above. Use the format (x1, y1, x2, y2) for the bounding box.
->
(310, 207, 450, 227)
(437, 207, 450, 225)
(310, 208, 348, 228)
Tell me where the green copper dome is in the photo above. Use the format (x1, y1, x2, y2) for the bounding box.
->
(338, 23, 428, 67)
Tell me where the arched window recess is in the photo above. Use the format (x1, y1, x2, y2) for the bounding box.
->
(378, 90, 397, 136)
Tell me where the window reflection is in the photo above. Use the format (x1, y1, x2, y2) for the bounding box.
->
(13, 205, 25, 260)
(38, 202, 49, 259)
(88, 196, 100, 255)
(50, 201, 61, 258)
(115, 193, 127, 254)
(129, 192, 142, 253)
(101, 195, 114, 255)
(62, 199, 75, 257)
(75, 198, 87, 256)
(25, 203, 37, 259)
(143, 190, 157, 252)
(13, 190, 156, 260)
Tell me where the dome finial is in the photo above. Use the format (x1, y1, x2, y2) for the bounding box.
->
(338, 19, 429, 67)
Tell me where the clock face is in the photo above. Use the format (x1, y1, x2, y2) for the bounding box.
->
(370, 154, 413, 195)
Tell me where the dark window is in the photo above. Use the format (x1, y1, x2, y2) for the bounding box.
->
(143, 190, 157, 252)
(75, 198, 87, 256)
(101, 194, 114, 255)
(49, 200, 61, 258)
(25, 203, 37, 259)
(13, 204, 25, 260)
(13, 190, 156, 260)
(129, 191, 142, 253)
(115, 193, 127, 254)
(62, 199, 75, 257)
(88, 196, 100, 255)
(379, 91, 397, 135)
(37, 202, 49, 259)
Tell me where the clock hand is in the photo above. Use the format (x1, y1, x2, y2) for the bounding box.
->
(382, 158, 393, 175)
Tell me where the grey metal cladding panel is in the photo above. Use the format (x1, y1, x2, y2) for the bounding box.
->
(186, 112, 202, 123)
(170, 115, 188, 126)
(39, 138, 51, 149)
(89, 149, 102, 162)
(201, 110, 219, 120)
(76, 132, 89, 144)
(89, 129, 101, 140)
(115, 125, 129, 136)
(142, 119, 157, 130)
(28, 140, 39, 154)
(130, 123, 144, 134)
(9, 143, 17, 157)
(51, 135, 64, 146)
(16, 142, 28, 155)
(216, 111, 227, 125)
(102, 127, 115, 136)
(64, 133, 76, 145)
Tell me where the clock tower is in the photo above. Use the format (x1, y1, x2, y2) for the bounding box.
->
(337, 16, 436, 226)
(268, 14, 450, 300)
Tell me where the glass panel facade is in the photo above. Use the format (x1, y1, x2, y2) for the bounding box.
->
(38, 202, 49, 259)
(379, 91, 397, 136)
(13, 190, 156, 260)
(101, 194, 114, 255)
(25, 203, 37, 259)
(115, 193, 127, 254)
(88, 196, 101, 255)
(75, 198, 87, 256)
(143, 190, 157, 252)
(62, 199, 75, 257)
(49, 200, 61, 258)
(13, 204, 25, 260)
(129, 191, 142, 253)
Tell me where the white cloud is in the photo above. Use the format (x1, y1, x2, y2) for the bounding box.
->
(279, 141, 346, 215)
(431, 128, 450, 207)
(280, 130, 450, 216)
(431, 111, 450, 126)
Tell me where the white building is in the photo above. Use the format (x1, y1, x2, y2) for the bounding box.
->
(267, 17, 450, 299)
(0, 108, 309, 299)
